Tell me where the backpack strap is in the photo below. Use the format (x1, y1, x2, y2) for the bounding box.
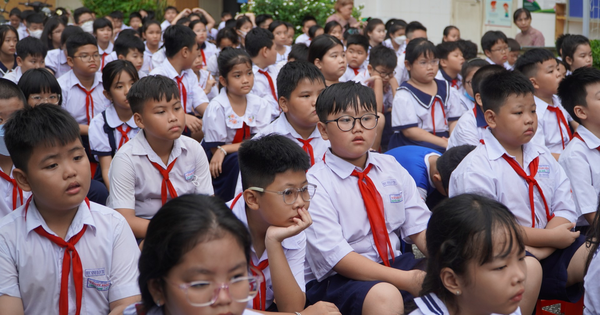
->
(102, 111, 118, 156)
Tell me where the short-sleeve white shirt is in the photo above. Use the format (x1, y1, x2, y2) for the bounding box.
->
(447, 106, 487, 149)
(88, 105, 140, 158)
(0, 166, 31, 217)
(585, 247, 600, 315)
(45, 48, 71, 79)
(251, 64, 281, 119)
(534, 95, 573, 154)
(58, 70, 110, 125)
(2, 66, 22, 84)
(150, 59, 209, 113)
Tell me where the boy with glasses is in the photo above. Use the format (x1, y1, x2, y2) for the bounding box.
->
(481, 30, 512, 70)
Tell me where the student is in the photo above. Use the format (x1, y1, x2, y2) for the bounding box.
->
(305, 82, 431, 315)
(108, 10, 124, 34)
(365, 18, 386, 49)
(245, 27, 280, 119)
(3, 36, 46, 84)
(73, 7, 94, 30)
(456, 58, 489, 112)
(8, 8, 26, 40)
(93, 18, 115, 71)
(296, 15, 318, 46)
(115, 33, 146, 77)
(17, 68, 62, 107)
(256, 13, 273, 29)
(339, 34, 369, 82)
(308, 25, 325, 43)
(288, 43, 309, 63)
(382, 20, 407, 58)
(46, 25, 84, 79)
(557, 58, 568, 79)
(556, 33, 569, 61)
(457, 39, 478, 60)
(442, 25, 460, 42)
(584, 202, 600, 314)
(309, 35, 346, 87)
(0, 25, 18, 78)
(191, 47, 218, 101)
(481, 30, 511, 70)
(235, 16, 254, 48)
(435, 41, 465, 90)
(390, 38, 463, 153)
(410, 194, 526, 315)
(24, 13, 44, 39)
(0, 104, 141, 314)
(269, 21, 292, 64)
(324, 21, 343, 42)
(449, 70, 587, 314)
(141, 20, 162, 73)
(207, 27, 240, 78)
(394, 21, 428, 86)
(507, 38, 520, 70)
(190, 19, 218, 69)
(161, 6, 179, 31)
(107, 75, 213, 239)
(128, 12, 143, 32)
(561, 34, 593, 74)
(514, 7, 545, 47)
(41, 17, 66, 50)
(285, 21, 295, 46)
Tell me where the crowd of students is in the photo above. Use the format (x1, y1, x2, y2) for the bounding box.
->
(0, 2, 599, 315)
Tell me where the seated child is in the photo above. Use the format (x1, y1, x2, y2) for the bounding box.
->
(246, 27, 280, 119)
(382, 20, 407, 58)
(456, 58, 489, 112)
(556, 33, 569, 61)
(46, 25, 84, 79)
(324, 21, 343, 42)
(309, 26, 325, 44)
(364, 18, 386, 54)
(457, 39, 478, 60)
(235, 15, 253, 48)
(8, 8, 25, 40)
(269, 21, 292, 64)
(557, 58, 568, 79)
(3, 36, 47, 84)
(93, 17, 114, 71)
(296, 15, 317, 46)
(256, 13, 273, 29)
(339, 34, 369, 82)
(561, 34, 593, 74)
(24, 12, 43, 39)
(17, 68, 62, 107)
(141, 20, 162, 73)
(161, 6, 178, 31)
(73, 7, 94, 29)
(442, 25, 460, 42)
(128, 12, 143, 32)
(481, 30, 512, 70)
(394, 21, 428, 86)
(114, 32, 146, 78)
(507, 38, 520, 70)
(435, 41, 464, 90)
(191, 47, 218, 101)
(190, 19, 218, 68)
(309, 35, 347, 87)
(0, 104, 140, 314)
(305, 81, 431, 315)
(449, 70, 588, 314)
(0, 26, 18, 78)
(107, 75, 213, 239)
(287, 43, 309, 63)
(207, 27, 239, 78)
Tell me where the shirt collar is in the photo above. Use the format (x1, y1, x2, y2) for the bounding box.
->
(576, 125, 600, 149)
(98, 41, 114, 55)
(131, 130, 186, 167)
(0, 54, 17, 73)
(439, 68, 455, 81)
(105, 105, 138, 129)
(485, 57, 496, 65)
(399, 79, 449, 109)
(159, 59, 183, 78)
(324, 149, 382, 179)
(26, 198, 96, 237)
(415, 293, 450, 315)
(275, 113, 322, 139)
(482, 128, 542, 164)
(67, 70, 103, 89)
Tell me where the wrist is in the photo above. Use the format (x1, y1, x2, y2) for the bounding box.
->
(217, 146, 227, 156)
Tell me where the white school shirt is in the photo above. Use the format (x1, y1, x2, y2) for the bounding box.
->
(391, 80, 464, 135)
(142, 42, 161, 73)
(218, 21, 226, 30)
(2, 66, 22, 83)
(207, 51, 219, 78)
(98, 42, 114, 70)
(558, 126, 600, 225)
(485, 56, 513, 71)
(101, 51, 117, 68)
(449, 128, 578, 228)
(251, 64, 281, 119)
(227, 195, 306, 309)
(88, 105, 140, 159)
(353, 69, 394, 112)
(0, 166, 31, 217)
(447, 105, 487, 149)
(458, 89, 476, 112)
(382, 38, 405, 58)
(202, 88, 272, 147)
(16, 23, 27, 41)
(151, 47, 166, 70)
(305, 150, 431, 282)
(295, 33, 310, 45)
(160, 20, 171, 31)
(276, 45, 292, 63)
(584, 247, 600, 315)
(200, 41, 218, 67)
(394, 53, 409, 85)
(534, 95, 573, 154)
(411, 293, 522, 315)
(124, 304, 264, 315)
(435, 68, 462, 91)
(197, 69, 219, 100)
(106, 131, 213, 219)
(45, 48, 71, 79)
(58, 70, 110, 125)
(150, 59, 209, 113)
(0, 199, 140, 315)
(339, 64, 365, 83)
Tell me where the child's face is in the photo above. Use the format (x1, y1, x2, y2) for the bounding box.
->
(1, 30, 17, 56)
(444, 28, 460, 42)
(95, 26, 113, 43)
(259, 18, 273, 29)
(281, 78, 325, 129)
(302, 20, 317, 34)
(164, 9, 178, 22)
(464, 68, 479, 98)
(313, 28, 324, 38)
(557, 62, 567, 80)
(28, 90, 60, 107)
(144, 24, 162, 47)
(515, 12, 531, 31)
(316, 44, 346, 81)
(27, 22, 43, 32)
(193, 22, 208, 44)
(112, 18, 123, 30)
(219, 38, 234, 50)
(581, 82, 600, 127)
(50, 24, 65, 47)
(533, 59, 561, 96)
(237, 22, 253, 39)
(134, 96, 185, 141)
(77, 13, 93, 26)
(568, 43, 593, 71)
(406, 53, 439, 84)
(0, 97, 24, 124)
(486, 40, 509, 65)
(150, 233, 249, 315)
(345, 44, 367, 69)
(221, 62, 254, 96)
(18, 54, 45, 73)
(68, 44, 100, 75)
(368, 65, 395, 85)
(368, 24, 386, 45)
(122, 49, 144, 71)
(130, 17, 142, 30)
(486, 92, 537, 148)
(192, 53, 203, 72)
(328, 25, 343, 42)
(183, 44, 200, 70)
(222, 14, 232, 22)
(441, 48, 464, 74)
(508, 51, 519, 66)
(286, 27, 295, 46)
(106, 70, 135, 110)
(272, 24, 288, 47)
(9, 15, 21, 29)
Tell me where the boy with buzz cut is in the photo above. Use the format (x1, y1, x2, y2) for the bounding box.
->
(115, 33, 146, 77)
(107, 75, 213, 239)
(449, 70, 588, 315)
(481, 30, 512, 70)
(246, 27, 280, 119)
(3, 37, 47, 84)
(435, 41, 465, 90)
(0, 104, 141, 314)
(339, 34, 369, 82)
(305, 81, 430, 315)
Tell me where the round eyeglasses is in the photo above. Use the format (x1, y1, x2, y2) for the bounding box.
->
(324, 113, 379, 132)
(165, 275, 261, 307)
(248, 184, 317, 205)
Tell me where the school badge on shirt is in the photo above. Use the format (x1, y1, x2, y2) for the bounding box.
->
(390, 192, 403, 203)
(184, 169, 195, 181)
(537, 165, 550, 178)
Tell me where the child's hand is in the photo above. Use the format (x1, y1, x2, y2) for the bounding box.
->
(185, 114, 203, 133)
(265, 208, 312, 243)
(551, 222, 579, 249)
(209, 148, 225, 178)
(300, 301, 341, 315)
(206, 76, 216, 89)
(365, 75, 382, 89)
(404, 269, 426, 297)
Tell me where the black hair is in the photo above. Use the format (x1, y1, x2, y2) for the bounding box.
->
(129, 12, 143, 22)
(0, 78, 27, 106)
(118, 29, 140, 39)
(41, 17, 67, 50)
(557, 67, 600, 125)
(20, 10, 33, 22)
(235, 16, 252, 31)
(25, 12, 45, 25)
(225, 18, 237, 30)
(514, 48, 556, 78)
(364, 18, 384, 42)
(387, 22, 406, 38)
(324, 21, 342, 36)
(277, 61, 325, 99)
(405, 21, 427, 39)
(221, 11, 233, 18)
(109, 10, 123, 20)
(218, 47, 252, 80)
(481, 30, 508, 52)
(268, 20, 287, 36)
(480, 70, 534, 113)
(9, 8, 21, 19)
(288, 43, 309, 62)
(61, 25, 84, 47)
(507, 38, 520, 53)
(175, 17, 190, 26)
(436, 145, 476, 193)
(556, 33, 570, 56)
(405, 37, 437, 64)
(163, 25, 197, 58)
(73, 7, 93, 25)
(460, 58, 489, 84)
(16, 37, 47, 60)
(53, 7, 69, 24)
(102, 60, 140, 92)
(513, 7, 531, 23)
(308, 34, 343, 64)
(5, 104, 79, 172)
(0, 25, 18, 45)
(141, 20, 161, 35)
(457, 39, 478, 60)
(369, 45, 397, 69)
(245, 27, 274, 58)
(255, 13, 273, 28)
(66, 32, 97, 57)
(301, 15, 317, 28)
(346, 34, 370, 52)
(127, 74, 179, 114)
(561, 34, 591, 69)
(115, 33, 145, 58)
(239, 134, 310, 190)
(443, 25, 459, 38)
(472, 64, 506, 98)
(557, 58, 568, 70)
(141, 9, 155, 22)
(164, 6, 178, 14)
(586, 197, 600, 275)
(284, 21, 294, 31)
(422, 194, 525, 304)
(343, 27, 361, 40)
(216, 27, 239, 48)
(436, 41, 461, 60)
(308, 25, 323, 39)
(93, 17, 113, 34)
(17, 68, 62, 105)
(316, 81, 377, 122)
(139, 194, 252, 310)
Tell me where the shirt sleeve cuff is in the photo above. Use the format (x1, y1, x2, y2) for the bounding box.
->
(392, 123, 419, 131)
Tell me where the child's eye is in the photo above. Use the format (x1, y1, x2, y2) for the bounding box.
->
(493, 265, 507, 271)
(45, 163, 58, 170)
(74, 155, 84, 161)
(156, 110, 165, 114)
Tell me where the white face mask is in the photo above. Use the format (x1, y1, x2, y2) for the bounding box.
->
(81, 20, 94, 33)
(394, 35, 406, 46)
(28, 29, 43, 39)
(239, 30, 247, 39)
(0, 124, 10, 156)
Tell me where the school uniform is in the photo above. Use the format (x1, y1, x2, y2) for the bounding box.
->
(447, 105, 487, 149)
(382, 38, 405, 58)
(353, 69, 394, 113)
(150, 47, 166, 70)
(0, 198, 140, 315)
(485, 57, 512, 71)
(390, 79, 463, 152)
(160, 20, 171, 31)
(106, 131, 213, 219)
(16, 23, 27, 41)
(98, 42, 114, 71)
(58, 70, 110, 125)
(458, 89, 476, 112)
(435, 68, 462, 90)
(101, 51, 117, 69)
(0, 166, 31, 217)
(0, 55, 17, 78)
(197, 69, 218, 100)
(2, 66, 22, 83)
(45, 48, 71, 79)
(123, 304, 265, 315)
(295, 33, 310, 45)
(410, 293, 522, 315)
(385, 146, 440, 200)
(142, 42, 161, 73)
(304, 150, 430, 315)
(394, 53, 409, 86)
(584, 247, 600, 315)
(276, 45, 292, 64)
(534, 95, 573, 154)
(89, 105, 140, 159)
(206, 51, 219, 78)
(339, 64, 365, 83)
(251, 64, 281, 119)
(150, 59, 209, 114)
(199, 41, 218, 68)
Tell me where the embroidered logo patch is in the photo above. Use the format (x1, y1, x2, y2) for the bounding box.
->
(382, 179, 398, 187)
(86, 278, 111, 291)
(537, 165, 550, 178)
(84, 268, 105, 277)
(184, 169, 195, 181)
(390, 193, 403, 203)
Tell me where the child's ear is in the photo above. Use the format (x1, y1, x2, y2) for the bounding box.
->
(314, 58, 322, 70)
(147, 279, 165, 307)
(66, 56, 75, 68)
(317, 121, 329, 140)
(13, 168, 31, 192)
(243, 189, 260, 211)
(117, 54, 125, 60)
(133, 112, 144, 129)
(529, 77, 539, 89)
(439, 58, 448, 69)
(484, 50, 492, 58)
(261, 47, 269, 58)
(565, 56, 573, 67)
(279, 96, 290, 113)
(440, 267, 464, 296)
(484, 108, 497, 129)
(475, 93, 483, 107)
(218, 76, 227, 88)
(16, 57, 23, 68)
(367, 64, 373, 75)
(404, 59, 411, 72)
(574, 105, 588, 121)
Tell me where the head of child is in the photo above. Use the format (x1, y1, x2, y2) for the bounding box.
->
(557, 67, 600, 134)
(287, 43, 309, 63)
(16, 37, 47, 73)
(515, 48, 560, 99)
(513, 8, 532, 33)
(245, 27, 276, 69)
(142, 21, 162, 48)
(25, 13, 44, 39)
(316, 81, 378, 168)
(60, 25, 84, 53)
(6, 104, 90, 213)
(324, 21, 343, 42)
(365, 18, 386, 47)
(108, 11, 123, 30)
(405, 21, 428, 44)
(0, 80, 28, 157)
(66, 32, 100, 77)
(301, 15, 317, 35)
(164, 25, 199, 71)
(471, 65, 505, 110)
(556, 34, 569, 59)
(18, 68, 62, 107)
(256, 14, 273, 29)
(460, 59, 489, 99)
(189, 20, 208, 46)
(435, 145, 476, 196)
(482, 31, 509, 65)
(218, 48, 254, 97)
(128, 75, 185, 143)
(164, 6, 178, 23)
(405, 38, 438, 85)
(93, 17, 114, 46)
(9, 8, 22, 30)
(115, 34, 145, 71)
(125, 13, 140, 31)
(443, 26, 460, 42)
(345, 35, 368, 70)
(424, 194, 526, 315)
(73, 7, 94, 28)
(562, 35, 593, 71)
(42, 17, 66, 50)
(221, 11, 233, 22)
(481, 70, 536, 150)
(387, 21, 406, 48)
(437, 41, 464, 78)
(235, 16, 253, 43)
(139, 194, 259, 315)
(507, 38, 520, 67)
(102, 60, 139, 115)
(0, 25, 18, 57)
(557, 59, 567, 79)
(268, 21, 288, 49)
(309, 35, 346, 84)
(284, 22, 295, 46)
(368, 45, 397, 86)
(308, 25, 324, 40)
(216, 27, 239, 50)
(457, 39, 478, 60)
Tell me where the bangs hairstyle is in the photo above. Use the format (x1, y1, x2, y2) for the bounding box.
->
(16, 37, 47, 59)
(387, 22, 406, 38)
(364, 18, 384, 40)
(114, 33, 145, 57)
(127, 75, 180, 114)
(9, 8, 21, 19)
(139, 195, 252, 311)
(41, 17, 67, 49)
(480, 70, 534, 113)
(346, 34, 369, 52)
(557, 67, 600, 125)
(308, 34, 343, 64)
(102, 60, 140, 91)
(561, 35, 591, 67)
(129, 12, 142, 21)
(405, 37, 437, 64)
(277, 61, 325, 99)
(163, 25, 196, 58)
(288, 43, 309, 62)
(66, 32, 97, 57)
(73, 7, 92, 25)
(0, 78, 27, 105)
(324, 21, 341, 35)
(507, 38, 520, 53)
(25, 13, 45, 25)
(255, 14, 273, 27)
(308, 25, 323, 39)
(239, 134, 310, 190)
(235, 16, 252, 31)
(218, 47, 252, 79)
(245, 27, 274, 57)
(216, 27, 239, 47)
(481, 30, 508, 52)
(443, 25, 458, 37)
(404, 21, 427, 39)
(61, 25, 84, 47)
(109, 10, 123, 20)
(436, 145, 476, 193)
(5, 104, 79, 172)
(471, 64, 506, 96)
(369, 45, 397, 69)
(514, 48, 556, 78)
(513, 7, 531, 23)
(142, 20, 161, 34)
(18, 68, 62, 105)
(268, 20, 287, 34)
(93, 17, 113, 33)
(457, 39, 478, 60)
(460, 58, 489, 82)
(436, 41, 460, 60)
(0, 25, 18, 45)
(316, 81, 377, 122)
(422, 194, 525, 302)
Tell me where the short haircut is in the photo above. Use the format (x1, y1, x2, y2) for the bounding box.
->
(288, 43, 309, 62)
(73, 7, 92, 24)
(164, 6, 178, 13)
(507, 38, 520, 53)
(102, 60, 140, 91)
(405, 21, 427, 39)
(436, 41, 460, 60)
(405, 37, 437, 64)
(163, 25, 196, 58)
(513, 7, 531, 23)
(129, 12, 142, 21)
(118, 29, 139, 39)
(481, 30, 508, 52)
(66, 32, 97, 57)
(557, 67, 600, 125)
(443, 25, 458, 37)
(561, 34, 590, 66)
(109, 10, 123, 20)
(556, 33, 569, 55)
(93, 17, 113, 33)
(142, 20, 161, 34)
(457, 39, 478, 60)
(239, 134, 310, 190)
(255, 13, 273, 27)
(25, 12, 44, 25)
(114, 33, 145, 57)
(221, 11, 232, 18)
(346, 34, 369, 52)
(460, 58, 489, 82)
(16, 37, 47, 59)
(369, 45, 397, 69)
(0, 78, 27, 106)
(127, 75, 180, 114)
(472, 64, 506, 97)
(308, 34, 343, 64)
(216, 27, 239, 47)
(480, 70, 534, 113)
(245, 27, 274, 57)
(18, 68, 62, 105)
(61, 25, 84, 47)
(175, 17, 190, 26)
(308, 25, 323, 39)
(277, 61, 325, 99)
(316, 81, 377, 122)
(437, 145, 476, 193)
(301, 15, 317, 28)
(225, 18, 237, 29)
(514, 48, 556, 78)
(41, 17, 67, 49)
(5, 104, 79, 172)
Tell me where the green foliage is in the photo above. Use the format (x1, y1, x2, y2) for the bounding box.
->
(591, 39, 600, 70)
(82, 0, 167, 23)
